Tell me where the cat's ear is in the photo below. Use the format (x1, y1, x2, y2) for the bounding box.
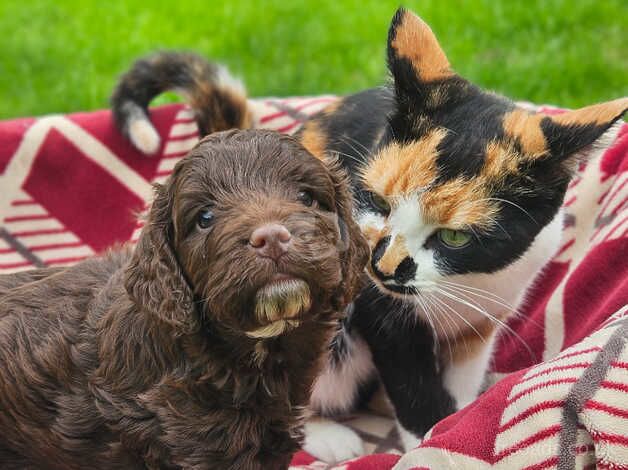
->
(505, 98, 627, 165)
(540, 98, 628, 160)
(387, 8, 460, 106)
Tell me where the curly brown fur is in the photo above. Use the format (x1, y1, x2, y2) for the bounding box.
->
(0, 130, 368, 469)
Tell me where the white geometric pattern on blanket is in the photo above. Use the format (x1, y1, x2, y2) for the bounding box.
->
(0, 115, 155, 273)
(393, 308, 628, 469)
(542, 123, 625, 361)
(0, 187, 94, 272)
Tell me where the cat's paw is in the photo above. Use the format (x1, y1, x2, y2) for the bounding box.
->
(303, 418, 365, 464)
(396, 422, 422, 452)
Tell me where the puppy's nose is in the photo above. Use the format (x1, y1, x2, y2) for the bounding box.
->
(249, 224, 292, 260)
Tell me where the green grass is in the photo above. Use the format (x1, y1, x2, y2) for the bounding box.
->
(1, 0, 626, 119)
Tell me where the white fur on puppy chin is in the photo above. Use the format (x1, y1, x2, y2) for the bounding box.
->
(245, 318, 301, 339)
(254, 279, 311, 322)
(246, 279, 310, 339)
(122, 101, 161, 155)
(303, 418, 365, 464)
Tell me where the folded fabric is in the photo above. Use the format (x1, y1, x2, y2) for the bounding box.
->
(0, 98, 626, 469)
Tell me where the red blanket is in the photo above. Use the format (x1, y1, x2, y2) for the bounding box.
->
(1, 99, 626, 469)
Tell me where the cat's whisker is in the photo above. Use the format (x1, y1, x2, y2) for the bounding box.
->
(490, 219, 512, 240)
(335, 136, 370, 163)
(428, 292, 488, 345)
(466, 225, 487, 249)
(338, 133, 372, 156)
(478, 197, 539, 226)
(390, 296, 420, 336)
(435, 287, 535, 359)
(415, 294, 440, 354)
(413, 292, 442, 358)
(439, 281, 543, 329)
(424, 293, 467, 359)
(437, 285, 515, 333)
(429, 291, 483, 359)
(439, 280, 514, 303)
(439, 281, 521, 316)
(422, 293, 455, 337)
(328, 149, 365, 166)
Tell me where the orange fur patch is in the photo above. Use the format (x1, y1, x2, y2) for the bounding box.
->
(227, 91, 253, 129)
(299, 120, 327, 160)
(502, 109, 547, 157)
(426, 84, 448, 109)
(321, 99, 343, 116)
(376, 235, 409, 276)
(391, 10, 453, 82)
(362, 127, 502, 229)
(190, 86, 252, 131)
(361, 224, 388, 250)
(362, 129, 447, 196)
(420, 177, 498, 229)
(548, 97, 628, 127)
(484, 141, 520, 179)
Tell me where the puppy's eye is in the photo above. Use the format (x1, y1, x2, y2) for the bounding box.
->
(297, 190, 314, 207)
(368, 192, 391, 216)
(197, 208, 214, 229)
(438, 229, 471, 248)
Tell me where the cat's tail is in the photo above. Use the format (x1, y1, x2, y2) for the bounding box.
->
(111, 51, 252, 155)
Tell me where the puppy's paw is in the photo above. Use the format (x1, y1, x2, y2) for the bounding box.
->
(303, 418, 365, 464)
(396, 422, 422, 452)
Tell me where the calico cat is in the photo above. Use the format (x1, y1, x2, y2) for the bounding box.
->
(110, 8, 627, 462)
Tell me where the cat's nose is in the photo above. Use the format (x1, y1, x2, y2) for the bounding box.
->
(393, 257, 417, 284)
(370, 236, 417, 285)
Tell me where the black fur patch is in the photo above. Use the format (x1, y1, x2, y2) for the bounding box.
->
(541, 118, 613, 159)
(370, 236, 392, 281)
(351, 284, 456, 437)
(297, 88, 393, 179)
(394, 257, 417, 284)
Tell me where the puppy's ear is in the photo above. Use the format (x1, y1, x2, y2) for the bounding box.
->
(125, 180, 197, 334)
(324, 158, 369, 305)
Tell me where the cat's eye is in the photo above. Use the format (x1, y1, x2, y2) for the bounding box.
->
(297, 190, 314, 207)
(369, 192, 391, 215)
(197, 208, 215, 229)
(438, 229, 471, 248)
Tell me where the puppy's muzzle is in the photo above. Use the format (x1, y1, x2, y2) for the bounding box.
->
(246, 278, 311, 339)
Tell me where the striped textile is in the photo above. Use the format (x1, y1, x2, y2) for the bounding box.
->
(0, 99, 626, 469)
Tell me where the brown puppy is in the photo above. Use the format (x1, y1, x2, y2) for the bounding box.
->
(0, 130, 368, 470)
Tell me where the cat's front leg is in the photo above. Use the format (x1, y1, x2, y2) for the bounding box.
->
(442, 332, 497, 411)
(352, 288, 457, 451)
